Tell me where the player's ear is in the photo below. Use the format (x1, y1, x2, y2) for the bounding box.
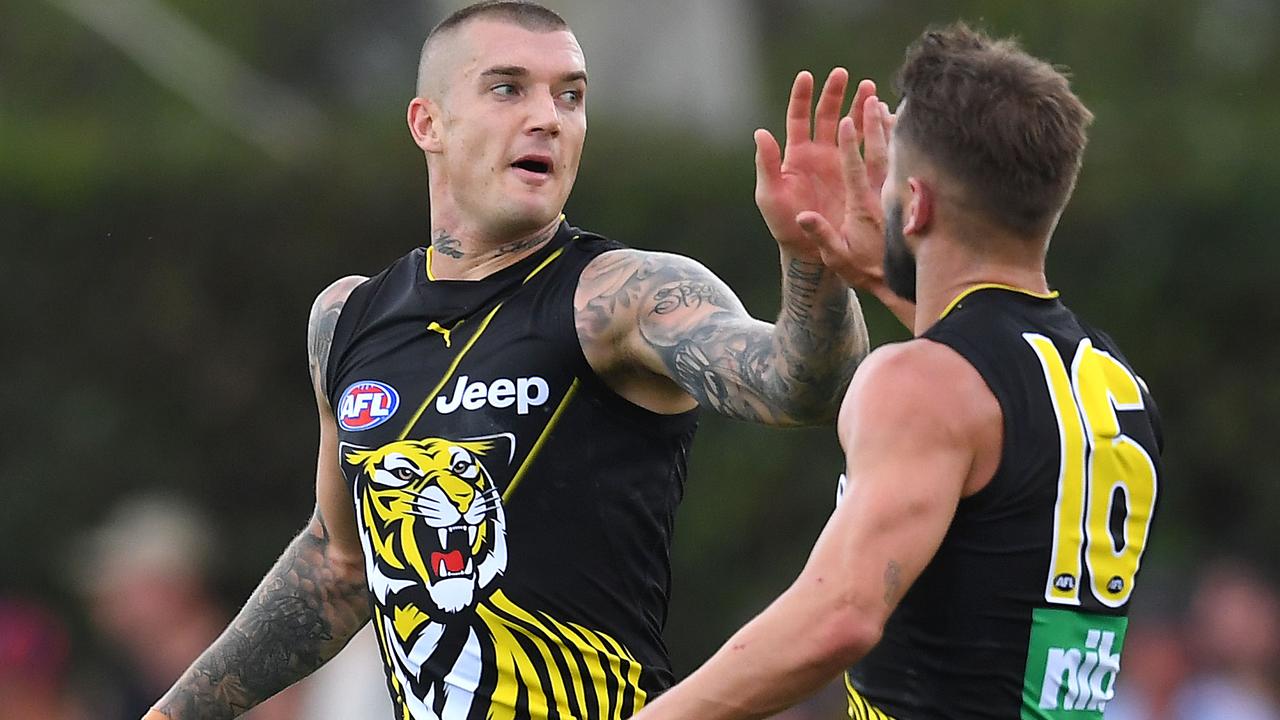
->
(903, 176, 932, 236)
(408, 97, 444, 154)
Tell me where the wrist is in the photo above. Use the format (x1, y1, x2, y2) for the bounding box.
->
(779, 245, 825, 267)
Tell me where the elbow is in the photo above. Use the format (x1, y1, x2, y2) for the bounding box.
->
(779, 383, 848, 427)
(816, 609, 884, 668)
(329, 547, 368, 585)
(798, 579, 887, 669)
(779, 407, 831, 428)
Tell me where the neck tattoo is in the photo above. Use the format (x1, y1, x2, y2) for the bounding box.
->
(430, 225, 559, 261)
(495, 227, 556, 256)
(431, 230, 465, 259)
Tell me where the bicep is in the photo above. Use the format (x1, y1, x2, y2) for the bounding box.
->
(623, 254, 792, 422)
(313, 402, 362, 559)
(306, 276, 367, 558)
(811, 422, 969, 618)
(620, 252, 758, 373)
(804, 345, 986, 622)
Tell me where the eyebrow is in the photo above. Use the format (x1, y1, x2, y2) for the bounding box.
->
(479, 65, 588, 84)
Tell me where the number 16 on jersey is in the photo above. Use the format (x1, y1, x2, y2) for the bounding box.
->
(1024, 334, 1159, 609)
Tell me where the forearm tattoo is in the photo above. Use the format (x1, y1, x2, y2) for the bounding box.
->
(776, 257, 869, 417)
(154, 511, 369, 719)
(577, 251, 867, 426)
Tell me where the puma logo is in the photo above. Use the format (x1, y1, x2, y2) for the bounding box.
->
(427, 321, 455, 347)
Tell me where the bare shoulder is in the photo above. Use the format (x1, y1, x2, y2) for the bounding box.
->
(307, 275, 368, 393)
(837, 339, 1000, 445)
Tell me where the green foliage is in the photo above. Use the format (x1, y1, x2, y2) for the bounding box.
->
(3, 0, 1277, 680)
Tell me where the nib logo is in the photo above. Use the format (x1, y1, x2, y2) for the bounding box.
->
(1038, 629, 1120, 712)
(1022, 609, 1127, 719)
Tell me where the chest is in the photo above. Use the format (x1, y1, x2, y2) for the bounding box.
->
(331, 286, 585, 491)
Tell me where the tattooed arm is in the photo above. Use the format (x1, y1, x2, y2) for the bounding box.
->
(573, 70, 880, 425)
(575, 249, 866, 426)
(146, 276, 370, 720)
(629, 341, 1000, 720)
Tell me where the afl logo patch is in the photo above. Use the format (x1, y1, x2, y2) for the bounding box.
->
(338, 380, 400, 432)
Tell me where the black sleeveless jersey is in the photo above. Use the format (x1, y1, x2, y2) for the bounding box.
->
(324, 221, 698, 720)
(844, 285, 1164, 720)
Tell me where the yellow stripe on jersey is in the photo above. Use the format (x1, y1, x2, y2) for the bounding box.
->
(396, 302, 504, 439)
(938, 283, 1060, 320)
(401, 240, 567, 439)
(475, 590, 646, 720)
(845, 673, 897, 720)
(524, 245, 567, 282)
(542, 612, 617, 719)
(504, 378, 580, 502)
(425, 238, 569, 283)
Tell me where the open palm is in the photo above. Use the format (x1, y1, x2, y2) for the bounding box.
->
(795, 83, 896, 291)
(755, 69, 875, 261)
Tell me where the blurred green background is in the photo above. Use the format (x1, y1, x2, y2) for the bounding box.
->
(2, 0, 1278, 713)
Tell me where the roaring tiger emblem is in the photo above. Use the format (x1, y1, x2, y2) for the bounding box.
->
(342, 433, 650, 719)
(342, 435, 511, 718)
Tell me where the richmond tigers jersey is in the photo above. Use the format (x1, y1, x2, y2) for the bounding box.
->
(325, 221, 698, 720)
(844, 285, 1164, 720)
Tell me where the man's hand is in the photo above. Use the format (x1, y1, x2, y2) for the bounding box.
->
(795, 82, 895, 290)
(142, 711, 172, 720)
(754, 69, 876, 261)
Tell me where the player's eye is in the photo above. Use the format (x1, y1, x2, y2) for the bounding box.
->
(491, 83, 518, 97)
(559, 89, 582, 104)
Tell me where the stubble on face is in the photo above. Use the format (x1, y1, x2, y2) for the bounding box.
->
(883, 202, 918, 303)
(425, 22, 587, 243)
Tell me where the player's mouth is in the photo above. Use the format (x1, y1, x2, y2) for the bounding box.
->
(510, 154, 554, 184)
(428, 525, 478, 579)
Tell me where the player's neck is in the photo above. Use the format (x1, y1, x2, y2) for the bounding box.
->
(426, 218, 561, 281)
(912, 241, 1049, 335)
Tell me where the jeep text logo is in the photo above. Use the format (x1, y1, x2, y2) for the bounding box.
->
(435, 375, 550, 416)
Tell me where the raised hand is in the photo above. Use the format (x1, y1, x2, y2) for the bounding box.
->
(796, 82, 896, 291)
(755, 68, 863, 261)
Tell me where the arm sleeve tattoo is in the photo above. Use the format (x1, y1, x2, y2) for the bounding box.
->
(154, 280, 370, 719)
(577, 251, 869, 426)
(153, 510, 370, 719)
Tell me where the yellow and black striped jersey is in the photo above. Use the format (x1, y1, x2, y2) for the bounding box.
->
(846, 285, 1163, 720)
(326, 221, 698, 719)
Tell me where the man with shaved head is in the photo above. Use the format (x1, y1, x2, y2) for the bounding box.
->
(142, 2, 883, 718)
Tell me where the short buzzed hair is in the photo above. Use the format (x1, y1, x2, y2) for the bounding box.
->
(416, 1, 570, 97)
(893, 22, 1094, 237)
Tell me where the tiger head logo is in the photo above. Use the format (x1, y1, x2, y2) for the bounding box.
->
(343, 436, 509, 616)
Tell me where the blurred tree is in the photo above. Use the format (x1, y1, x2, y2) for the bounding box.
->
(1, 0, 1276, 691)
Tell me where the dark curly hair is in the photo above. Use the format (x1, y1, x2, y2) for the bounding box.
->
(894, 22, 1094, 237)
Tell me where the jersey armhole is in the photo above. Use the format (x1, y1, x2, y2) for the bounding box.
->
(922, 331, 1016, 508)
(560, 240, 700, 439)
(324, 276, 377, 404)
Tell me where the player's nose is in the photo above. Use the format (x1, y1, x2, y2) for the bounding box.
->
(525, 88, 561, 137)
